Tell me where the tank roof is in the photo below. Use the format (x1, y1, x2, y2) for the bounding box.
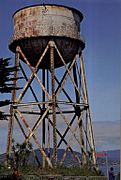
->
(13, 4, 83, 21)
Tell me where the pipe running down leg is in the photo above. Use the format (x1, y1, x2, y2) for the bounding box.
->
(50, 41, 57, 166)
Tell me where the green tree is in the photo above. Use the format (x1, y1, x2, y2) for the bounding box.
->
(9, 139, 32, 169)
(0, 58, 19, 120)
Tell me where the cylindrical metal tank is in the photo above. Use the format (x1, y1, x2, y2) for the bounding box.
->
(9, 4, 85, 68)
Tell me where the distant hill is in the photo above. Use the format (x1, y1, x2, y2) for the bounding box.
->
(28, 148, 82, 167)
(98, 149, 120, 159)
(96, 150, 120, 175)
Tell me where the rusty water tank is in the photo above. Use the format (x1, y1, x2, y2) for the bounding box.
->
(9, 4, 85, 68)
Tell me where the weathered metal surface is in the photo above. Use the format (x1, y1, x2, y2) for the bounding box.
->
(9, 5, 85, 68)
(12, 5, 83, 41)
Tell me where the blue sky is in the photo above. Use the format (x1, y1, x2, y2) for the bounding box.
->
(0, 0, 120, 152)
(0, 0, 120, 122)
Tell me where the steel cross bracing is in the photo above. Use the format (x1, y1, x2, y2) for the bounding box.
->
(7, 40, 96, 168)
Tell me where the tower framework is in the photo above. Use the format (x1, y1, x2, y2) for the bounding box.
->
(7, 4, 96, 168)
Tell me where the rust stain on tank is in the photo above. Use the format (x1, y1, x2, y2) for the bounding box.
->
(9, 5, 85, 68)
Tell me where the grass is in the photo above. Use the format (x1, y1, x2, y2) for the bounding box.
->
(0, 164, 103, 177)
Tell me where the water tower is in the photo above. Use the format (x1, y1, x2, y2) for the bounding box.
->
(7, 4, 96, 168)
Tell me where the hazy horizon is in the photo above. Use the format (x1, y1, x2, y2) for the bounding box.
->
(0, 120, 120, 154)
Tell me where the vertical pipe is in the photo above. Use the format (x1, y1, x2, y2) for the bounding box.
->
(6, 47, 19, 163)
(50, 41, 57, 166)
(42, 68, 46, 168)
(80, 54, 96, 166)
(47, 69, 50, 158)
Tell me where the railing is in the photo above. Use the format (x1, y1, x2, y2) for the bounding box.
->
(22, 175, 108, 180)
(0, 174, 108, 180)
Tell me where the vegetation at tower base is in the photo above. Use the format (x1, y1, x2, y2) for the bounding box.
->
(7, 139, 33, 169)
(0, 144, 104, 178)
(0, 164, 103, 177)
(0, 141, 103, 178)
(0, 58, 20, 120)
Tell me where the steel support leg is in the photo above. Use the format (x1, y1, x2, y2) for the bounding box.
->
(80, 54, 96, 166)
(42, 69, 46, 168)
(73, 63, 87, 165)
